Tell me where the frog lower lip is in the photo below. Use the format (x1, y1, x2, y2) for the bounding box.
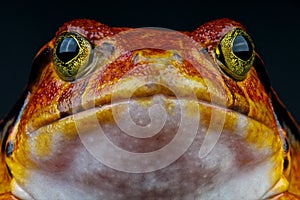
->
(32, 92, 261, 137)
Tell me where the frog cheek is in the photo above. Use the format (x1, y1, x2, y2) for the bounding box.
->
(215, 28, 255, 81)
(53, 32, 94, 82)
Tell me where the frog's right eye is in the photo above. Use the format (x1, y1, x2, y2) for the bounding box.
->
(215, 28, 255, 81)
(53, 32, 93, 81)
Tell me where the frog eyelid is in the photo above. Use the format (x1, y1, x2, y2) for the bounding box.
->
(215, 28, 255, 81)
(53, 32, 93, 82)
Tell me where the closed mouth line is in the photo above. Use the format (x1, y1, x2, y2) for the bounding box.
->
(30, 94, 271, 135)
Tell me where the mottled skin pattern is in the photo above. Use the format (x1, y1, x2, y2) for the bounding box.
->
(0, 18, 299, 199)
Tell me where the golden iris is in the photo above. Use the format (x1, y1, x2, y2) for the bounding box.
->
(53, 32, 92, 81)
(215, 28, 255, 80)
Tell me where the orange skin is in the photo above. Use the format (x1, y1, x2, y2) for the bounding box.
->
(0, 18, 299, 199)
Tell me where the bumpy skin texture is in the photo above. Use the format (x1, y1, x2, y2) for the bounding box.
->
(0, 18, 299, 199)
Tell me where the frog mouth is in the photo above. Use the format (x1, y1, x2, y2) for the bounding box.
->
(25, 94, 285, 199)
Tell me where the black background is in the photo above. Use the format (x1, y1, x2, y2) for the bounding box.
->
(0, 1, 299, 124)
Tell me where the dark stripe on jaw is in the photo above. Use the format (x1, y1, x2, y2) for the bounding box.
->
(28, 46, 52, 89)
(253, 54, 271, 94)
(254, 54, 299, 140)
(0, 90, 27, 154)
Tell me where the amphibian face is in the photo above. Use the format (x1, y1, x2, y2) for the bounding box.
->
(0, 18, 299, 200)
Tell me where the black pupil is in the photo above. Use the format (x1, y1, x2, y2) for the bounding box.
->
(232, 35, 252, 60)
(56, 37, 79, 62)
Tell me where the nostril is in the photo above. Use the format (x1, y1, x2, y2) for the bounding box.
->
(131, 52, 140, 65)
(172, 52, 183, 64)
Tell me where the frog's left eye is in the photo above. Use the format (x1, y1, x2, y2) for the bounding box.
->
(215, 28, 255, 80)
(53, 32, 93, 81)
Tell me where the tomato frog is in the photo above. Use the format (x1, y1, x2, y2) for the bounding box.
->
(0, 18, 299, 200)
